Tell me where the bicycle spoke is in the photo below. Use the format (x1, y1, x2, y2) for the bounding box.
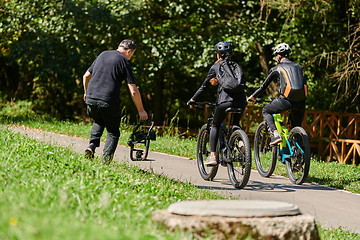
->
(227, 130, 251, 189)
(285, 127, 310, 185)
(196, 124, 219, 181)
(254, 122, 277, 177)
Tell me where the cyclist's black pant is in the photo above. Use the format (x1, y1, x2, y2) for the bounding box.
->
(210, 101, 245, 152)
(262, 96, 306, 132)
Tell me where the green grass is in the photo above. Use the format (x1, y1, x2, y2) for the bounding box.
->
(1, 127, 360, 240)
(319, 226, 360, 240)
(0, 127, 225, 240)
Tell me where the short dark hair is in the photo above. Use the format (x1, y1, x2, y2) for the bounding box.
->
(118, 39, 137, 51)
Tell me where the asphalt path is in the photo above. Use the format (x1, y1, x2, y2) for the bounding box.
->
(6, 125, 360, 234)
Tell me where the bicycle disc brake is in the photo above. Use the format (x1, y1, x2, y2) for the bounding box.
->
(233, 148, 245, 165)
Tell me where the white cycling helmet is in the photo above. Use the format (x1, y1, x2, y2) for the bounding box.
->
(273, 43, 291, 56)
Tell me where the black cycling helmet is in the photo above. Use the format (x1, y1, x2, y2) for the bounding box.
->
(272, 43, 291, 56)
(215, 41, 233, 58)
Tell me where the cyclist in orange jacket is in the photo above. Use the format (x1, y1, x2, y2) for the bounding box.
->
(247, 43, 307, 145)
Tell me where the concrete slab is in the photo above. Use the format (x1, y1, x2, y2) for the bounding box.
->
(152, 209, 319, 240)
(167, 200, 300, 217)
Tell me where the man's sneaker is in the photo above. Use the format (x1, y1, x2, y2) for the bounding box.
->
(85, 144, 95, 159)
(102, 154, 113, 165)
(270, 134, 282, 145)
(205, 155, 217, 166)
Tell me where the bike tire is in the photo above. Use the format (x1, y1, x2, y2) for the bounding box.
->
(129, 139, 150, 161)
(196, 124, 219, 181)
(285, 127, 311, 185)
(227, 129, 251, 189)
(254, 121, 277, 177)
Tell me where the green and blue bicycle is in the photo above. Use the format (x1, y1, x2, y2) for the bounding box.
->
(253, 98, 310, 185)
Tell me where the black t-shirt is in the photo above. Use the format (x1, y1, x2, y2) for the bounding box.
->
(86, 50, 136, 106)
(191, 61, 246, 106)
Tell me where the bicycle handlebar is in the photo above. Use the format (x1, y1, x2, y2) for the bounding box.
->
(134, 115, 155, 133)
(139, 114, 153, 124)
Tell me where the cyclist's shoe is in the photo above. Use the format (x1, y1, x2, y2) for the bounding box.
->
(205, 155, 218, 166)
(85, 143, 96, 160)
(270, 133, 282, 145)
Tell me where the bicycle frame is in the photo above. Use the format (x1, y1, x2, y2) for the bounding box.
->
(127, 116, 156, 161)
(273, 113, 305, 164)
(219, 119, 242, 163)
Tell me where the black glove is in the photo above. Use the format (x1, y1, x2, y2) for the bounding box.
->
(187, 99, 196, 106)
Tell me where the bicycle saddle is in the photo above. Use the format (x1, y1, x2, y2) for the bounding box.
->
(225, 107, 243, 114)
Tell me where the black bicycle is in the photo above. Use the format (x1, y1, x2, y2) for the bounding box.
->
(127, 117, 156, 161)
(191, 102, 251, 189)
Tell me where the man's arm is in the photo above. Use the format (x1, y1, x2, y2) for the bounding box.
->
(83, 70, 92, 101)
(247, 68, 278, 103)
(127, 83, 148, 120)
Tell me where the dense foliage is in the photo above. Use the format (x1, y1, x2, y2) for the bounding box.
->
(1, 0, 359, 126)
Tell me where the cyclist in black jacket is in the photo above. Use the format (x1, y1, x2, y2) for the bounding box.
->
(247, 43, 307, 145)
(188, 41, 247, 166)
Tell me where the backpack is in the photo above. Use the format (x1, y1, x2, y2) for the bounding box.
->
(217, 60, 246, 94)
(278, 63, 308, 102)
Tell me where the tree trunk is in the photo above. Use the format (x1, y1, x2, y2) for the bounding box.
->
(254, 41, 277, 97)
(153, 76, 164, 126)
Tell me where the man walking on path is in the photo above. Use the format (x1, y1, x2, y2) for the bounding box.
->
(83, 39, 148, 164)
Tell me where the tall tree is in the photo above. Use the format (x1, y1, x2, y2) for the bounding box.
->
(1, 0, 359, 127)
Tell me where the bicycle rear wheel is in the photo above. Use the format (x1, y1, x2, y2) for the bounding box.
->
(227, 129, 251, 189)
(254, 121, 277, 177)
(130, 139, 150, 161)
(285, 127, 310, 185)
(196, 124, 219, 181)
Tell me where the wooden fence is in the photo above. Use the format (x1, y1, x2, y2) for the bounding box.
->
(152, 105, 359, 164)
(238, 106, 360, 165)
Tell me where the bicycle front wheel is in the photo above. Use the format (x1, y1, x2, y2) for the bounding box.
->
(227, 129, 251, 189)
(196, 124, 219, 181)
(254, 121, 277, 177)
(285, 127, 311, 185)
